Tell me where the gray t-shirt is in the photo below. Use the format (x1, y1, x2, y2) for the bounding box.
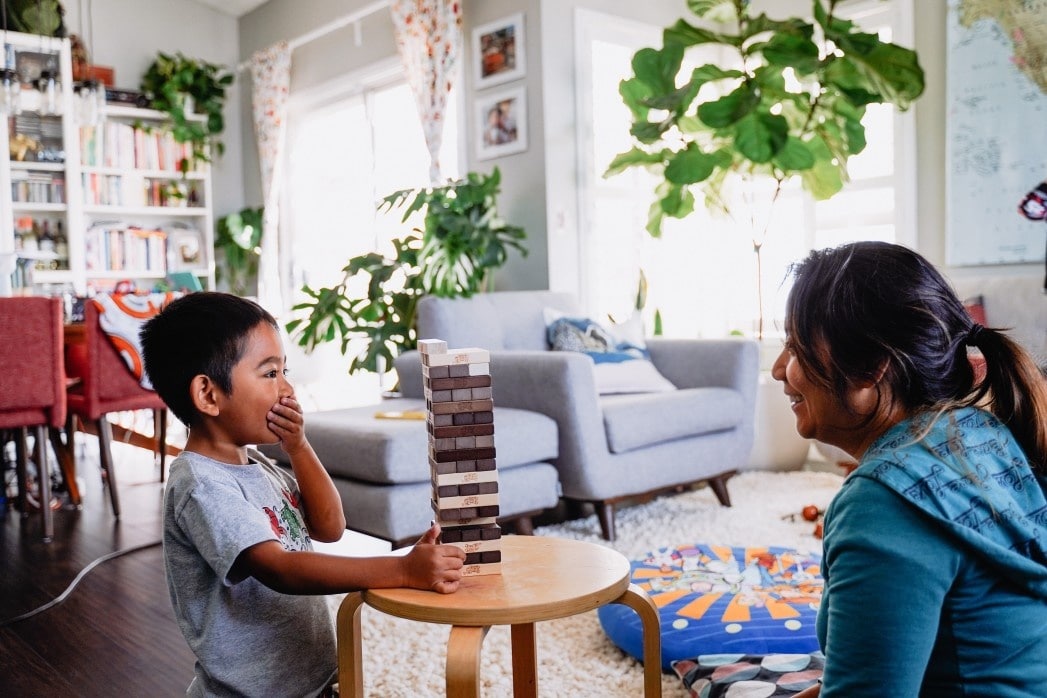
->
(163, 449, 336, 696)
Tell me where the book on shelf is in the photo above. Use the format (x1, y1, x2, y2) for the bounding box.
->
(85, 223, 168, 273)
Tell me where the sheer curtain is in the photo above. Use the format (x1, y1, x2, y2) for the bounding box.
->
(390, 0, 462, 184)
(249, 41, 292, 314)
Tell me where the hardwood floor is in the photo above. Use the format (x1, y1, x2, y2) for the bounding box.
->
(1, 433, 196, 696)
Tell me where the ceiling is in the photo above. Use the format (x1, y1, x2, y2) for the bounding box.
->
(193, 0, 268, 17)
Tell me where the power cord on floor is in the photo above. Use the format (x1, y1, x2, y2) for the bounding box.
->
(0, 540, 162, 628)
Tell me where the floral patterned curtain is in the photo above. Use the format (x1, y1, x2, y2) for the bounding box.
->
(250, 41, 291, 313)
(390, 0, 463, 184)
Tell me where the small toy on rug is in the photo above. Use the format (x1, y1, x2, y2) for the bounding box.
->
(782, 504, 826, 539)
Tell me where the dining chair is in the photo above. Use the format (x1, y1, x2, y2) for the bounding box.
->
(66, 295, 170, 518)
(0, 296, 67, 542)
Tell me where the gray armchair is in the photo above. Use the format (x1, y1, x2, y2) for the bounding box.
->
(394, 291, 759, 540)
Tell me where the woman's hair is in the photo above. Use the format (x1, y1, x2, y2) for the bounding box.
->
(140, 292, 278, 427)
(784, 241, 1047, 471)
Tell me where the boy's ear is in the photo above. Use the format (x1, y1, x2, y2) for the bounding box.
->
(189, 374, 221, 417)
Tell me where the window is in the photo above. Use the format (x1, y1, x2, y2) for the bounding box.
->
(282, 59, 460, 409)
(576, 1, 916, 344)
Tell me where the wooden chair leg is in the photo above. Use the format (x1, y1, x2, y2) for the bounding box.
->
(96, 417, 121, 518)
(33, 425, 54, 542)
(596, 501, 616, 542)
(49, 421, 80, 506)
(14, 427, 29, 517)
(708, 470, 736, 507)
(154, 409, 168, 482)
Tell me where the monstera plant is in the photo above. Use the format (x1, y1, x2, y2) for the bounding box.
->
(606, 0, 924, 338)
(287, 168, 527, 376)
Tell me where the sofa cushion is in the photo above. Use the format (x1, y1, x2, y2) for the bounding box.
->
(601, 387, 743, 454)
(272, 398, 558, 484)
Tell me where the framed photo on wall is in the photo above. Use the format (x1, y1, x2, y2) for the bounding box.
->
(475, 85, 528, 160)
(472, 12, 525, 88)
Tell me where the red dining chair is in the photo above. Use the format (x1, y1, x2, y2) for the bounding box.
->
(65, 295, 169, 518)
(0, 297, 66, 542)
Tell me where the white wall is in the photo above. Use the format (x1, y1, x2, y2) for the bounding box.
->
(63, 0, 245, 218)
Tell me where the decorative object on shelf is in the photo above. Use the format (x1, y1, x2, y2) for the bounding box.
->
(471, 12, 525, 89)
(214, 206, 262, 296)
(166, 224, 204, 272)
(287, 167, 527, 376)
(0, 0, 21, 115)
(475, 84, 527, 160)
(605, 0, 924, 339)
(2, 0, 66, 37)
(139, 51, 234, 173)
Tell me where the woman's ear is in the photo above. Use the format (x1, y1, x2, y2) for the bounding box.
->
(190, 374, 221, 417)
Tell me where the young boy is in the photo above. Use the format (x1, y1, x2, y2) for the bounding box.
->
(140, 292, 465, 696)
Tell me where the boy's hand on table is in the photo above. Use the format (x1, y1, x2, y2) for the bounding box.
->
(403, 523, 466, 594)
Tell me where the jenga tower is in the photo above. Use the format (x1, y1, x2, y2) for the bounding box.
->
(418, 339, 502, 576)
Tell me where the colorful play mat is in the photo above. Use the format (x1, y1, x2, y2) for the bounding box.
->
(598, 543, 824, 671)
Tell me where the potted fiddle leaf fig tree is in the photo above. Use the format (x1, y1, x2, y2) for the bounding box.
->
(286, 167, 527, 375)
(140, 51, 234, 173)
(605, 0, 924, 338)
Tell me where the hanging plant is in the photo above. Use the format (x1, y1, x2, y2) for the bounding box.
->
(140, 51, 234, 173)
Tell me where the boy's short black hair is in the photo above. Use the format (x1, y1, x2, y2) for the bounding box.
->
(141, 292, 278, 426)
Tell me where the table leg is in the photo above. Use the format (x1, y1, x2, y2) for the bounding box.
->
(336, 592, 365, 698)
(446, 625, 489, 698)
(510, 623, 538, 697)
(613, 583, 662, 697)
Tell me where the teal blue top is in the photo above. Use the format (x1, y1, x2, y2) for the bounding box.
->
(818, 407, 1047, 697)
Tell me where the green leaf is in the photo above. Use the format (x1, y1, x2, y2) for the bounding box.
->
(665, 145, 718, 184)
(760, 33, 821, 74)
(604, 148, 665, 177)
(663, 19, 737, 48)
(631, 44, 683, 94)
(697, 84, 759, 128)
(734, 111, 788, 163)
(772, 136, 816, 171)
(799, 135, 845, 200)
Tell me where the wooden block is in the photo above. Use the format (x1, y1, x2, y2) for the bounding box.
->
(475, 458, 497, 471)
(451, 412, 474, 426)
(451, 388, 473, 401)
(474, 435, 495, 448)
(430, 446, 496, 463)
(432, 414, 454, 427)
(424, 365, 450, 379)
(432, 502, 500, 522)
(428, 375, 492, 390)
(432, 469, 499, 488)
(417, 339, 448, 355)
(430, 399, 494, 415)
(431, 479, 499, 497)
(451, 538, 502, 556)
(439, 523, 501, 544)
(469, 362, 490, 376)
(461, 561, 501, 577)
(464, 550, 503, 565)
(448, 364, 471, 378)
(433, 492, 500, 509)
(437, 514, 498, 528)
(433, 437, 457, 451)
(428, 423, 494, 439)
(424, 348, 491, 367)
(471, 387, 493, 400)
(432, 461, 459, 475)
(454, 436, 476, 449)
(474, 411, 494, 424)
(426, 389, 454, 402)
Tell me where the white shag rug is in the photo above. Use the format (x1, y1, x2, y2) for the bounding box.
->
(332, 469, 845, 697)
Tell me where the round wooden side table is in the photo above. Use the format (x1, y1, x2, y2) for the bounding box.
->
(336, 535, 661, 697)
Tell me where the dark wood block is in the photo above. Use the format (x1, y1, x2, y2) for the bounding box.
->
(430, 399, 494, 415)
(428, 375, 492, 390)
(429, 423, 494, 439)
(430, 447, 496, 463)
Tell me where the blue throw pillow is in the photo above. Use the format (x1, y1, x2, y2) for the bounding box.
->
(543, 310, 675, 394)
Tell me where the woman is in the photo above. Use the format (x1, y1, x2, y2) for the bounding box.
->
(775, 242, 1047, 697)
